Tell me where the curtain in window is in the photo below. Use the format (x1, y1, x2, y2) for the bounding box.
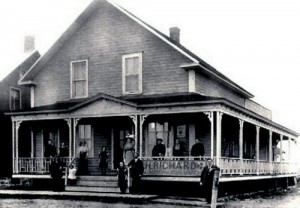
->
(125, 57, 139, 93)
(10, 89, 21, 110)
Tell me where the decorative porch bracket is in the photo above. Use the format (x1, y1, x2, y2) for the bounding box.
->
(14, 120, 23, 174)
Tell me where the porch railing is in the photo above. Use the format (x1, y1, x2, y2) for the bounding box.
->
(15, 157, 70, 174)
(220, 157, 297, 176)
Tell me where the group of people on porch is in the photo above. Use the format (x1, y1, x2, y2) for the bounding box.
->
(152, 137, 205, 158)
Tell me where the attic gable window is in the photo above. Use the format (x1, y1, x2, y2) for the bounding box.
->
(70, 60, 88, 98)
(122, 53, 142, 94)
(10, 87, 21, 111)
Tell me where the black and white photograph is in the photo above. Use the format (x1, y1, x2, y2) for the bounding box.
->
(0, 0, 300, 207)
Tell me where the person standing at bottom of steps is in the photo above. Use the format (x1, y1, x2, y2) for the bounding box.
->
(117, 161, 128, 194)
(128, 152, 144, 194)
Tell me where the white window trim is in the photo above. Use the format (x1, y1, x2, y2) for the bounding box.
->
(122, 52, 143, 95)
(9, 86, 22, 110)
(70, 59, 89, 99)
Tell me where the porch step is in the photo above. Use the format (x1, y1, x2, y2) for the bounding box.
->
(65, 176, 120, 193)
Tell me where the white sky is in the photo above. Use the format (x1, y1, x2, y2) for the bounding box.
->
(0, 0, 299, 137)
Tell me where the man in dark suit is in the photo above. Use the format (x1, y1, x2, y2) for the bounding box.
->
(200, 158, 219, 203)
(128, 152, 144, 194)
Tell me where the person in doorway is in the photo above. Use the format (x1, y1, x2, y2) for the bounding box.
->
(123, 134, 135, 165)
(173, 138, 185, 157)
(77, 141, 88, 175)
(45, 139, 57, 158)
(200, 158, 219, 203)
(191, 138, 205, 158)
(152, 138, 166, 158)
(59, 142, 69, 158)
(67, 163, 77, 186)
(117, 161, 128, 194)
(99, 146, 109, 175)
(50, 156, 64, 191)
(128, 152, 144, 194)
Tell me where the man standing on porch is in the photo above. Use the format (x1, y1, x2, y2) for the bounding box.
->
(45, 139, 57, 157)
(128, 152, 144, 194)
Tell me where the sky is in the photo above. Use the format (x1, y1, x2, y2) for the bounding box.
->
(0, 0, 299, 138)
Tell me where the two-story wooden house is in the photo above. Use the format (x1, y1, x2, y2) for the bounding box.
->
(0, 51, 40, 177)
(6, 0, 298, 191)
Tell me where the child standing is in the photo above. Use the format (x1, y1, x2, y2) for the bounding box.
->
(117, 161, 127, 194)
(99, 146, 109, 175)
(67, 163, 77, 185)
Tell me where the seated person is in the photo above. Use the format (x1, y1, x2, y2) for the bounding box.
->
(191, 138, 205, 157)
(152, 138, 166, 157)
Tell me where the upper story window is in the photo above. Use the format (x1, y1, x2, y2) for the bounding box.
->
(122, 53, 142, 94)
(10, 87, 21, 110)
(71, 60, 88, 99)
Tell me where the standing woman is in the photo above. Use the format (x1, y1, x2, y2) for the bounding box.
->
(173, 138, 185, 157)
(99, 146, 109, 175)
(77, 141, 88, 175)
(123, 134, 135, 165)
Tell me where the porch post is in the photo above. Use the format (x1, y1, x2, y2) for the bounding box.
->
(280, 134, 283, 174)
(12, 121, 15, 174)
(268, 131, 273, 162)
(204, 112, 214, 159)
(239, 119, 244, 175)
(31, 127, 34, 158)
(139, 115, 147, 157)
(269, 130, 273, 175)
(130, 115, 138, 153)
(288, 138, 291, 162)
(73, 118, 80, 158)
(15, 121, 22, 174)
(64, 119, 72, 159)
(255, 126, 260, 161)
(216, 111, 223, 167)
(255, 126, 260, 175)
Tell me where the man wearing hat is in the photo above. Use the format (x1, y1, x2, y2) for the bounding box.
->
(152, 138, 166, 157)
(200, 158, 219, 203)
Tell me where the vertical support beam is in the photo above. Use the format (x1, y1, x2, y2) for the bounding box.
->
(73, 118, 80, 158)
(204, 112, 214, 159)
(15, 121, 22, 174)
(139, 115, 147, 157)
(216, 111, 223, 167)
(256, 126, 260, 175)
(130, 115, 138, 153)
(288, 138, 291, 162)
(280, 134, 283, 174)
(12, 121, 15, 174)
(31, 128, 34, 158)
(268, 131, 273, 162)
(65, 119, 72, 159)
(255, 126, 260, 161)
(239, 119, 244, 175)
(111, 128, 114, 169)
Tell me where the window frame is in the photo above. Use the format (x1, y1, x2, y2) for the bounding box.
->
(122, 52, 143, 94)
(9, 87, 22, 111)
(70, 59, 89, 99)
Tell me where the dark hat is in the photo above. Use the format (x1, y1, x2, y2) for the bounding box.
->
(206, 158, 213, 161)
(156, 138, 163, 141)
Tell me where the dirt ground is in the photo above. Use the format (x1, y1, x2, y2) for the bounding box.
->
(223, 185, 300, 208)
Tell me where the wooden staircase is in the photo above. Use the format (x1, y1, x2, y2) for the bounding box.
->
(65, 175, 120, 193)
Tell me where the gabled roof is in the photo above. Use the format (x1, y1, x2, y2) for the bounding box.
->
(1, 51, 40, 84)
(18, 0, 253, 98)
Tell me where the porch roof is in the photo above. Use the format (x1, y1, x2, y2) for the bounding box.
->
(5, 92, 299, 137)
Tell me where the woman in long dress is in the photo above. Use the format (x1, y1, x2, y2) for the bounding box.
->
(77, 141, 88, 175)
(123, 135, 135, 165)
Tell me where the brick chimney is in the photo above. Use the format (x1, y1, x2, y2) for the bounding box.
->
(169, 27, 180, 43)
(24, 35, 35, 53)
